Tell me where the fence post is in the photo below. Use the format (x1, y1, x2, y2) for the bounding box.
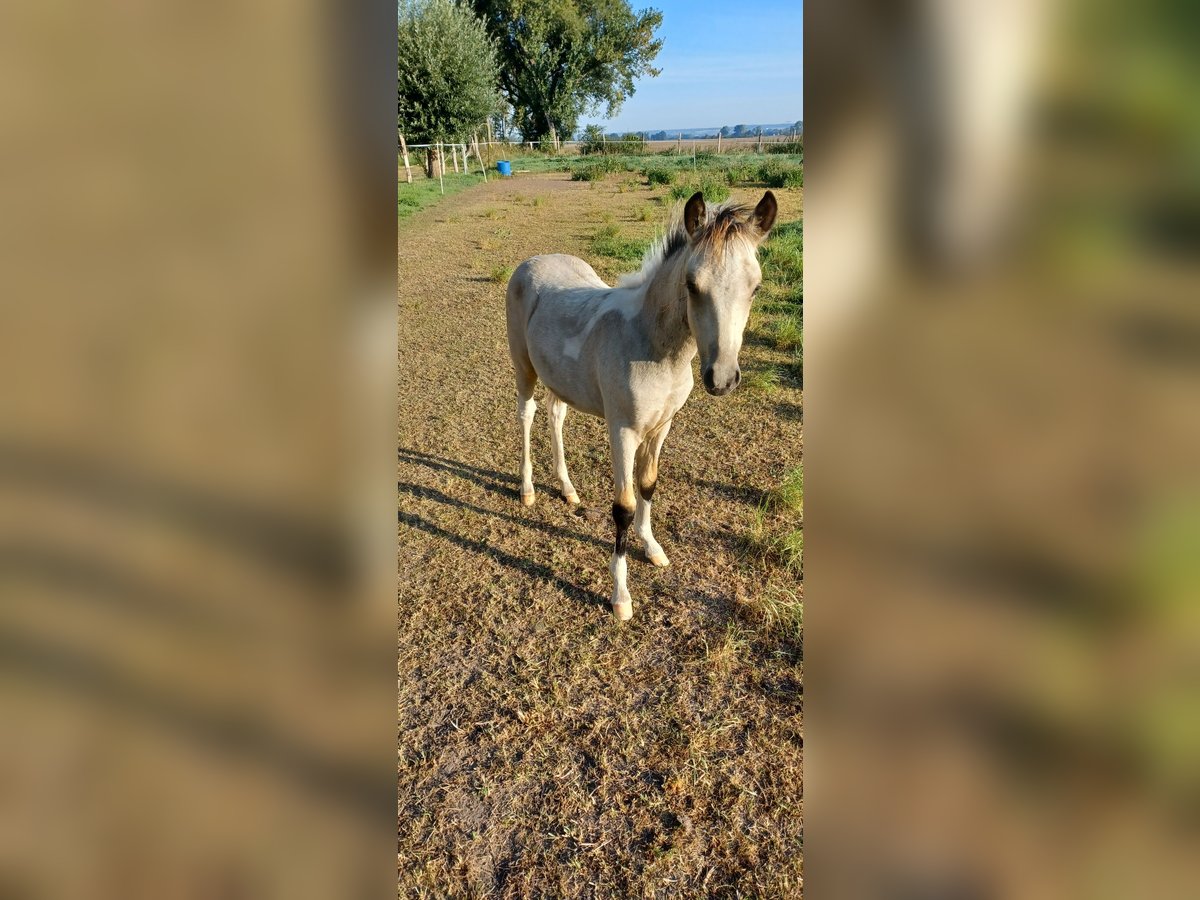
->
(437, 142, 444, 194)
(677, 132, 682, 154)
(399, 132, 413, 184)
(757, 130, 764, 154)
(717, 132, 722, 154)
(474, 133, 487, 182)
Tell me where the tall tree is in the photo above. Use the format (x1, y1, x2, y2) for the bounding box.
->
(398, 0, 500, 174)
(470, 0, 663, 142)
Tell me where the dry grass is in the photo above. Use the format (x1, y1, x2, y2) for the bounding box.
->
(398, 172, 802, 897)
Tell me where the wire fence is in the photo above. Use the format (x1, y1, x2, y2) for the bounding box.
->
(397, 132, 803, 192)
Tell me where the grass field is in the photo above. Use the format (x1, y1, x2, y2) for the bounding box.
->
(398, 161, 802, 897)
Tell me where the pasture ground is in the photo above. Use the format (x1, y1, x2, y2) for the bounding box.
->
(398, 168, 802, 897)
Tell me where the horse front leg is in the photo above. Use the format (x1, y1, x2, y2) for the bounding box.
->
(635, 419, 672, 567)
(608, 424, 639, 621)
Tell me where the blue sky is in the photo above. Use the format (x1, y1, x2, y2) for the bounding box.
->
(577, 0, 802, 134)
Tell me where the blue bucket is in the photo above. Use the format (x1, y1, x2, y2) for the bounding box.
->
(496, 160, 512, 177)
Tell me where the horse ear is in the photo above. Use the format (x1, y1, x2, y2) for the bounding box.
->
(684, 191, 706, 238)
(750, 191, 778, 239)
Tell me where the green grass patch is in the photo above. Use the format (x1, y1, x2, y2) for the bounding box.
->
(774, 465, 803, 514)
(742, 366, 782, 395)
(771, 315, 803, 352)
(590, 225, 648, 263)
(643, 167, 674, 186)
(760, 220, 803, 304)
(743, 503, 803, 576)
(397, 168, 486, 221)
(490, 264, 513, 285)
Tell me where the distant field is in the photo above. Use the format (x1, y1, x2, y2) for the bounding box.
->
(398, 164, 802, 896)
(399, 151, 803, 221)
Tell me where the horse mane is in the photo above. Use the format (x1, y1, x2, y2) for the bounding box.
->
(615, 201, 757, 288)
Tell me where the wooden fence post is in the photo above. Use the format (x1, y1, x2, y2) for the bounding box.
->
(399, 133, 413, 184)
(717, 132, 722, 154)
(474, 133, 487, 182)
(677, 132, 682, 154)
(437, 142, 444, 193)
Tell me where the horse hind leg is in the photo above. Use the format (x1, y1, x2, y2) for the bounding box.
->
(513, 360, 538, 507)
(546, 391, 579, 506)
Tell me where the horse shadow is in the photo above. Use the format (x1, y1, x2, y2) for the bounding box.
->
(397, 509, 607, 610)
(397, 448, 609, 609)
(398, 448, 519, 501)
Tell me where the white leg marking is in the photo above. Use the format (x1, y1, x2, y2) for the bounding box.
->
(610, 552, 632, 621)
(635, 497, 670, 567)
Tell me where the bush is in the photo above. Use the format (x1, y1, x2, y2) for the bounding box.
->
(756, 161, 803, 189)
(722, 163, 755, 186)
(668, 177, 731, 204)
(571, 163, 606, 181)
(579, 128, 647, 156)
(766, 141, 804, 156)
(644, 167, 674, 186)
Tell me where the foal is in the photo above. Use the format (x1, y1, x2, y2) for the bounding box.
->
(506, 191, 777, 620)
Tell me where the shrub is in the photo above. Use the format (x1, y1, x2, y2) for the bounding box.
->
(571, 164, 605, 182)
(766, 141, 804, 156)
(756, 160, 803, 189)
(490, 264, 513, 284)
(668, 177, 730, 204)
(644, 167, 674, 186)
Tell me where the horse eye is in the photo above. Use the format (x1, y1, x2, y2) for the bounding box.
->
(752, 284, 761, 296)
(686, 278, 698, 294)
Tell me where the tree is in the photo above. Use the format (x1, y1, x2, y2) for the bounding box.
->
(719, 125, 731, 138)
(398, 0, 500, 176)
(733, 124, 747, 137)
(470, 0, 663, 142)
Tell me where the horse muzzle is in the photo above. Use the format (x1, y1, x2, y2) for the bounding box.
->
(702, 365, 741, 396)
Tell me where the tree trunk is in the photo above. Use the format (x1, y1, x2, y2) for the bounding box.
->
(399, 133, 413, 184)
(425, 146, 443, 179)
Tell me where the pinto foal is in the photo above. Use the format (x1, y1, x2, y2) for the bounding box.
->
(506, 191, 777, 620)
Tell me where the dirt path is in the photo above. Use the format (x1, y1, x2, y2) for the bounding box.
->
(398, 172, 803, 898)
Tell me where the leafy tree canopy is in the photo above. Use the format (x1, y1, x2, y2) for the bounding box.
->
(470, 0, 663, 142)
(398, 0, 500, 144)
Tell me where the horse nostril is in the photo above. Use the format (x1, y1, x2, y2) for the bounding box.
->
(702, 367, 715, 392)
(733, 369, 742, 387)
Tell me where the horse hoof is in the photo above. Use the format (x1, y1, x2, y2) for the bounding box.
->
(521, 491, 536, 507)
(648, 551, 671, 568)
(611, 600, 633, 622)
(564, 491, 580, 506)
